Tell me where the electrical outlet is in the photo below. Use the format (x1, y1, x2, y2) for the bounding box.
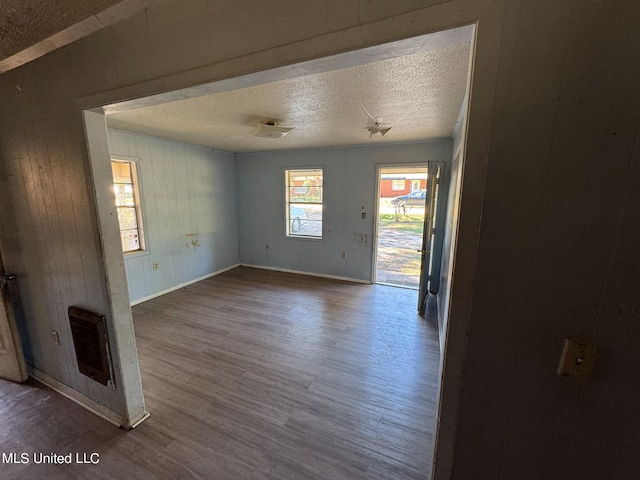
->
(558, 339, 597, 380)
(52, 330, 60, 345)
(341, 251, 346, 258)
(153, 262, 159, 270)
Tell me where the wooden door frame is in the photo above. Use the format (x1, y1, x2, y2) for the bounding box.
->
(77, 9, 500, 478)
(0, 247, 28, 383)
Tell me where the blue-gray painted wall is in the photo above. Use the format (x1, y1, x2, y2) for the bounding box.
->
(236, 140, 452, 282)
(108, 129, 240, 303)
(108, 129, 452, 299)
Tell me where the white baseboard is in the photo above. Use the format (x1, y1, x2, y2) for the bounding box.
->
(129, 411, 151, 429)
(130, 264, 240, 306)
(239, 263, 371, 284)
(28, 367, 138, 428)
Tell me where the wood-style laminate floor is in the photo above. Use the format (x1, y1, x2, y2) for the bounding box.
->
(0, 267, 440, 479)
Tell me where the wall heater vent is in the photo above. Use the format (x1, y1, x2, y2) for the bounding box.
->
(68, 306, 112, 386)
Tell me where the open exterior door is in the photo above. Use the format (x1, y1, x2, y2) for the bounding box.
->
(417, 162, 440, 314)
(0, 251, 28, 382)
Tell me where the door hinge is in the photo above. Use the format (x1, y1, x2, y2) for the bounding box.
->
(432, 227, 436, 235)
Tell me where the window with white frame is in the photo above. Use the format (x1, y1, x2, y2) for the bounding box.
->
(391, 179, 405, 190)
(111, 160, 145, 253)
(286, 168, 323, 238)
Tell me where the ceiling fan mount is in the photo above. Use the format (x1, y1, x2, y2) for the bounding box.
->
(362, 105, 392, 137)
(249, 120, 293, 139)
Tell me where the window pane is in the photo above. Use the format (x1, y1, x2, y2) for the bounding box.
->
(117, 207, 138, 230)
(287, 170, 323, 202)
(288, 169, 323, 183)
(289, 204, 322, 237)
(112, 162, 133, 184)
(286, 168, 323, 238)
(112, 160, 145, 253)
(114, 184, 135, 206)
(289, 185, 323, 203)
(120, 229, 140, 252)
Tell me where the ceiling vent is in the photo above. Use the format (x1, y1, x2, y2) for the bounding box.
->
(249, 121, 293, 139)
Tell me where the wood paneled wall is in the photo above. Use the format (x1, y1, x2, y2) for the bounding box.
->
(108, 129, 240, 304)
(0, 72, 124, 414)
(0, 1, 638, 478)
(236, 141, 452, 282)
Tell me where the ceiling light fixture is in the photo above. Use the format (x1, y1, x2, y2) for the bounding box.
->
(249, 120, 293, 139)
(362, 105, 392, 137)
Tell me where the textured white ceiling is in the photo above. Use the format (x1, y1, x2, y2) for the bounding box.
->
(107, 29, 472, 153)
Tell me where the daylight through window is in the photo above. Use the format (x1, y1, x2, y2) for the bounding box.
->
(111, 160, 145, 253)
(286, 168, 323, 238)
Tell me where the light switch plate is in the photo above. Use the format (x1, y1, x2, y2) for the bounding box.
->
(558, 339, 597, 380)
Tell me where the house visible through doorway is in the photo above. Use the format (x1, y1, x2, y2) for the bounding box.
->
(375, 165, 428, 289)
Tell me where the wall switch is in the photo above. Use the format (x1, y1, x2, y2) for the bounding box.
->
(153, 262, 159, 270)
(558, 339, 597, 380)
(52, 330, 60, 345)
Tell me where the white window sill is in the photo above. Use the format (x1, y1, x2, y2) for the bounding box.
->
(123, 250, 150, 259)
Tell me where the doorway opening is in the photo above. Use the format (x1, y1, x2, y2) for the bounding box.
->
(83, 22, 477, 476)
(375, 165, 428, 289)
